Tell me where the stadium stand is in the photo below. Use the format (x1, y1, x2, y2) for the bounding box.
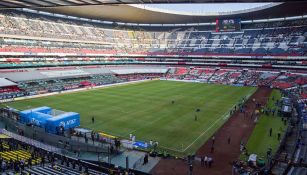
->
(0, 4, 305, 175)
(0, 10, 306, 56)
(1, 65, 305, 100)
(0, 129, 142, 175)
(0, 9, 305, 72)
(168, 67, 306, 87)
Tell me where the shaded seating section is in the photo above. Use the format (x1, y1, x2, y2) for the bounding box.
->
(284, 97, 307, 175)
(18, 74, 124, 96)
(0, 132, 143, 175)
(0, 66, 170, 99)
(0, 78, 25, 100)
(117, 73, 164, 81)
(23, 164, 106, 175)
(111, 67, 168, 81)
(0, 139, 43, 173)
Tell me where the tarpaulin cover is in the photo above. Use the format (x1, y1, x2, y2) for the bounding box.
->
(133, 141, 148, 149)
(19, 106, 51, 124)
(19, 107, 80, 134)
(45, 112, 80, 134)
(28, 112, 52, 127)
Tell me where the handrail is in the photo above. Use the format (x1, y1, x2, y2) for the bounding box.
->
(0, 129, 61, 153)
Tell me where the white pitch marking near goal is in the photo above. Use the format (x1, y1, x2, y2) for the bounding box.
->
(182, 88, 256, 152)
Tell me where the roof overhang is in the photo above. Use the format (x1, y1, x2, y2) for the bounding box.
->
(0, 0, 305, 8)
(0, 78, 17, 87)
(34, 2, 307, 24)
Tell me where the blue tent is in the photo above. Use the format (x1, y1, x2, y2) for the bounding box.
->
(28, 112, 52, 128)
(45, 112, 80, 134)
(19, 106, 51, 124)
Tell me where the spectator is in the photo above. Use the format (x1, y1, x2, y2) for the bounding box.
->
(200, 156, 204, 167)
(143, 154, 148, 165)
(208, 157, 213, 168)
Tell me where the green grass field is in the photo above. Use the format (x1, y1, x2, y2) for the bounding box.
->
(6, 80, 256, 155)
(242, 89, 286, 161)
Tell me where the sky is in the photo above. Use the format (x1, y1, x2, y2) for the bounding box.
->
(131, 3, 277, 14)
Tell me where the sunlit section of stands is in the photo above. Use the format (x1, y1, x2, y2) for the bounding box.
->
(0, 10, 305, 56)
(166, 67, 307, 88)
(0, 150, 41, 165)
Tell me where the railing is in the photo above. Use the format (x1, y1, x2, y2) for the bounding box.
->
(0, 129, 61, 153)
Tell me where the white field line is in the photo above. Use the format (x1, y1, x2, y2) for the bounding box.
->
(155, 101, 238, 153)
(94, 82, 255, 153)
(182, 103, 236, 152)
(134, 87, 256, 153)
(182, 87, 256, 152)
(111, 85, 256, 153)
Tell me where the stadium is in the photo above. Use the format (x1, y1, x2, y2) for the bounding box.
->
(0, 0, 306, 175)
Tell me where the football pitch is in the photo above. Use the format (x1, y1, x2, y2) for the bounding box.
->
(6, 80, 256, 155)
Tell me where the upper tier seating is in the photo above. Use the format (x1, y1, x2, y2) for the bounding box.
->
(0, 10, 306, 56)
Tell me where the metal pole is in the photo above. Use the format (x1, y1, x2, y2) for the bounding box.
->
(108, 146, 111, 164)
(126, 156, 129, 170)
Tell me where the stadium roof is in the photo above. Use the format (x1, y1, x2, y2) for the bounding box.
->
(0, 0, 304, 8)
(36, 2, 307, 24)
(0, 78, 17, 87)
(1, 1, 306, 24)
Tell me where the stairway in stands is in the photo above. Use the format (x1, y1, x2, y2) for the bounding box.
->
(266, 72, 283, 87)
(207, 69, 218, 83)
